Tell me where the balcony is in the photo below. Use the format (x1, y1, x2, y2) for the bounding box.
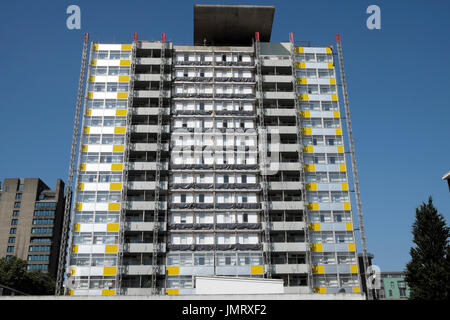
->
(123, 243, 166, 253)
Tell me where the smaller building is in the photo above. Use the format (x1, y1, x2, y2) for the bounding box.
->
(442, 171, 450, 192)
(0, 178, 66, 277)
(378, 272, 410, 300)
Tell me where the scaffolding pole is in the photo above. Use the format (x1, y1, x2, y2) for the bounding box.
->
(289, 32, 314, 292)
(117, 34, 138, 295)
(152, 34, 167, 295)
(55, 33, 90, 296)
(335, 34, 371, 300)
(254, 32, 272, 278)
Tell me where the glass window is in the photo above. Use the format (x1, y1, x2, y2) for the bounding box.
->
(7, 246, 14, 252)
(11, 219, 18, 225)
(8, 237, 15, 243)
(14, 202, 21, 208)
(109, 51, 121, 60)
(13, 210, 20, 216)
(108, 67, 119, 76)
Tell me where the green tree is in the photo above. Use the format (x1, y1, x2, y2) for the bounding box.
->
(0, 256, 55, 295)
(404, 197, 450, 300)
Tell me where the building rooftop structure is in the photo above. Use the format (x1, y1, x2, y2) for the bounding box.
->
(194, 4, 275, 46)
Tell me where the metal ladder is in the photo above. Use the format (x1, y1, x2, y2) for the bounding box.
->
(117, 40, 138, 295)
(254, 35, 272, 278)
(289, 34, 314, 293)
(152, 39, 166, 295)
(335, 34, 371, 299)
(55, 33, 90, 296)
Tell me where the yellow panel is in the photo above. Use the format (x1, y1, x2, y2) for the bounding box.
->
(310, 244, 322, 252)
(120, 60, 131, 66)
(337, 146, 344, 154)
(105, 245, 118, 253)
(329, 78, 336, 85)
(309, 223, 320, 231)
(70, 267, 76, 276)
(113, 144, 125, 152)
(328, 62, 333, 69)
(305, 183, 317, 191)
(326, 48, 332, 54)
(303, 146, 314, 153)
(85, 109, 92, 116)
(312, 265, 325, 274)
(67, 290, 74, 296)
(299, 110, 310, 118)
(341, 183, 349, 191)
(73, 224, 80, 232)
(348, 243, 355, 252)
(350, 264, 358, 273)
(108, 203, 121, 211)
(298, 94, 309, 101)
(344, 202, 351, 210)
(77, 183, 84, 191)
(296, 62, 306, 69)
(353, 286, 361, 293)
(304, 164, 315, 172)
(102, 289, 115, 296)
(333, 111, 340, 118)
(87, 92, 93, 99)
(116, 109, 127, 116)
(117, 92, 128, 99)
(250, 265, 264, 275)
(81, 145, 88, 152)
(114, 127, 126, 134)
(314, 287, 327, 293)
(103, 267, 117, 276)
(335, 128, 342, 136)
(93, 44, 98, 51)
(295, 47, 304, 53)
(89, 76, 95, 82)
(301, 128, 312, 135)
(121, 44, 132, 51)
(118, 75, 130, 82)
(297, 78, 307, 84)
(346, 223, 353, 231)
(166, 289, 179, 295)
(75, 203, 83, 211)
(83, 126, 90, 134)
(167, 266, 180, 275)
(307, 203, 319, 211)
(107, 224, 120, 232)
(339, 164, 346, 172)
(91, 59, 97, 66)
(80, 163, 86, 171)
(110, 183, 122, 191)
(331, 94, 338, 101)
(71, 245, 78, 253)
(111, 163, 124, 171)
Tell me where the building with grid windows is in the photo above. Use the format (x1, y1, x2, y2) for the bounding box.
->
(0, 178, 66, 276)
(62, 4, 366, 298)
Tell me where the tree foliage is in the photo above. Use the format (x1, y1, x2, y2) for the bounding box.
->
(404, 197, 450, 300)
(0, 256, 55, 295)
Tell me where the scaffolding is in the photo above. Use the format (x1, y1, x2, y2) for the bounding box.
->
(254, 32, 272, 278)
(117, 35, 138, 294)
(55, 33, 90, 296)
(289, 32, 314, 293)
(335, 34, 371, 299)
(152, 35, 167, 295)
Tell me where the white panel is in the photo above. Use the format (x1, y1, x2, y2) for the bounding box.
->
(77, 245, 92, 254)
(98, 163, 113, 171)
(81, 203, 96, 211)
(105, 92, 118, 99)
(92, 92, 106, 99)
(95, 203, 109, 211)
(93, 224, 107, 232)
(90, 267, 104, 276)
(79, 224, 94, 232)
(97, 44, 122, 51)
(91, 245, 106, 253)
(100, 145, 114, 153)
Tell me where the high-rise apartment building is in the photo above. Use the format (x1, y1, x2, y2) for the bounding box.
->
(63, 4, 365, 297)
(0, 178, 65, 276)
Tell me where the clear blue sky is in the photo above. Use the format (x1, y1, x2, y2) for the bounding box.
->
(0, 0, 449, 272)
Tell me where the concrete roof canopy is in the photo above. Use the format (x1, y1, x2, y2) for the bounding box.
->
(194, 4, 275, 46)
